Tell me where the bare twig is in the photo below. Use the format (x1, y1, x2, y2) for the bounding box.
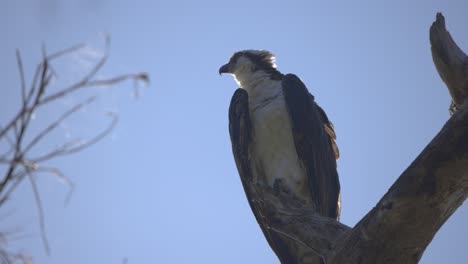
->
(84, 73, 150, 88)
(35, 167, 74, 206)
(38, 72, 147, 106)
(47, 43, 86, 61)
(0, 129, 16, 161)
(22, 96, 98, 155)
(0, 171, 27, 206)
(37, 38, 110, 106)
(16, 50, 26, 113)
(26, 171, 50, 256)
(0, 38, 149, 259)
(33, 112, 118, 162)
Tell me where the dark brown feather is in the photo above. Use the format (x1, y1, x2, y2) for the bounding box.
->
(318, 106, 340, 160)
(282, 74, 341, 220)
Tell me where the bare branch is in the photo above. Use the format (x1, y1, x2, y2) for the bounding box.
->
(0, 110, 24, 141)
(26, 63, 42, 106)
(1, 144, 25, 197)
(33, 112, 118, 162)
(35, 167, 74, 206)
(430, 12, 468, 113)
(83, 73, 150, 88)
(37, 38, 110, 106)
(0, 97, 35, 194)
(0, 171, 26, 206)
(39, 72, 148, 106)
(22, 96, 98, 155)
(47, 43, 86, 61)
(0, 128, 16, 161)
(0, 39, 148, 258)
(26, 171, 50, 256)
(324, 13, 468, 264)
(80, 42, 108, 83)
(16, 50, 26, 111)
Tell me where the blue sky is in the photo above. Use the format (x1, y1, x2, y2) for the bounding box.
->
(1, 1, 467, 263)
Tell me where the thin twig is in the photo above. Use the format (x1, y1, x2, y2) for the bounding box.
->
(16, 50, 27, 113)
(26, 63, 42, 106)
(0, 59, 46, 141)
(1, 40, 149, 259)
(38, 72, 147, 106)
(33, 112, 118, 162)
(59, 112, 118, 155)
(0, 129, 16, 161)
(0, 86, 36, 194)
(26, 171, 50, 255)
(81, 49, 108, 84)
(1, 124, 39, 203)
(13, 119, 19, 141)
(84, 73, 149, 88)
(0, 171, 27, 206)
(36, 58, 48, 103)
(37, 40, 110, 106)
(0, 108, 25, 141)
(22, 96, 98, 155)
(47, 43, 86, 62)
(35, 167, 74, 206)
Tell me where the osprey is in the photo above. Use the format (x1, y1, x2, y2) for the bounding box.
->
(220, 50, 341, 263)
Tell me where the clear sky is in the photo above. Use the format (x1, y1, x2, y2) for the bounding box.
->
(1, 1, 467, 263)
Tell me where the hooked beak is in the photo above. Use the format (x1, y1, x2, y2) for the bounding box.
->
(219, 62, 232, 75)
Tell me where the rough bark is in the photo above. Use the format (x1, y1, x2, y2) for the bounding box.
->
(243, 13, 468, 264)
(328, 99, 468, 263)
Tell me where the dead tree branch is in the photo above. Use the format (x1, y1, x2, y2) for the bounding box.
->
(240, 13, 467, 264)
(430, 13, 468, 114)
(328, 99, 468, 263)
(329, 12, 468, 264)
(0, 40, 149, 260)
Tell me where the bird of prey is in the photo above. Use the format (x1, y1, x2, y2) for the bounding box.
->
(220, 50, 341, 263)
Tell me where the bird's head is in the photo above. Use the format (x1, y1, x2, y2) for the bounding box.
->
(219, 50, 281, 86)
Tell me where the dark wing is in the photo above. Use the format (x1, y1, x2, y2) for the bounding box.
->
(282, 74, 341, 220)
(317, 105, 340, 160)
(229, 89, 297, 263)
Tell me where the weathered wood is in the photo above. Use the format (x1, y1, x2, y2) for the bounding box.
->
(252, 183, 350, 262)
(267, 99, 468, 264)
(325, 13, 468, 263)
(430, 12, 468, 114)
(328, 99, 468, 263)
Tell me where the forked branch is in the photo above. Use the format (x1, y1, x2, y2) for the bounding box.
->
(240, 13, 468, 264)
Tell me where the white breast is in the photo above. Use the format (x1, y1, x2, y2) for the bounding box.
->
(245, 80, 309, 197)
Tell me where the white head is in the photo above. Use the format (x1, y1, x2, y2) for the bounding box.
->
(219, 50, 283, 87)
